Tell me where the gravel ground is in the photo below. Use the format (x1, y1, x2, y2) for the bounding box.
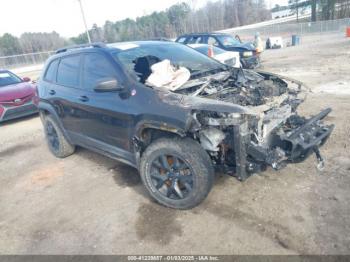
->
(0, 33, 349, 255)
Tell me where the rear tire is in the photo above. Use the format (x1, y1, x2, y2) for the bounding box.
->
(44, 115, 75, 158)
(140, 137, 214, 209)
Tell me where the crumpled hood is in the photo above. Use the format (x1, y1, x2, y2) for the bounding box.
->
(226, 42, 256, 51)
(0, 82, 35, 102)
(180, 95, 251, 114)
(159, 90, 251, 115)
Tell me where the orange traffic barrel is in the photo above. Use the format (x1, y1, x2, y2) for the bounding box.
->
(208, 45, 214, 57)
(346, 27, 350, 37)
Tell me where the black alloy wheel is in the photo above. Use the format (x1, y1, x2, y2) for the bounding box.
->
(149, 154, 194, 200)
(46, 121, 60, 153)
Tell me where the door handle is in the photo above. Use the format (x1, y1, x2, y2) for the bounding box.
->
(78, 95, 89, 102)
(49, 90, 56, 95)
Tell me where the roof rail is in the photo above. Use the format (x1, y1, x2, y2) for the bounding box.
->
(55, 42, 106, 54)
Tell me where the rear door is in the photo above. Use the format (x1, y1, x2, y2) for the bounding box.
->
(53, 54, 85, 134)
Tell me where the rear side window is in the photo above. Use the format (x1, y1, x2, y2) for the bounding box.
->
(187, 36, 204, 44)
(82, 53, 117, 90)
(57, 55, 81, 87)
(176, 37, 186, 43)
(208, 37, 219, 47)
(44, 59, 59, 82)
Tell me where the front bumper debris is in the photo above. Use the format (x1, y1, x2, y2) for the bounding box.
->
(233, 108, 334, 180)
(241, 55, 259, 69)
(279, 107, 334, 162)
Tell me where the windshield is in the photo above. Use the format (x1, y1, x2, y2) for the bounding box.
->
(194, 46, 226, 56)
(113, 42, 226, 83)
(0, 71, 22, 87)
(217, 35, 241, 47)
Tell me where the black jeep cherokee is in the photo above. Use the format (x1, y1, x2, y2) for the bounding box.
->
(37, 41, 334, 209)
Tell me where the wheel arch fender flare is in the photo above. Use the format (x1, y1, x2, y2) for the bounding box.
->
(37, 101, 74, 145)
(134, 120, 187, 142)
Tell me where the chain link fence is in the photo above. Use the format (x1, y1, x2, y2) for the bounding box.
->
(222, 17, 350, 41)
(0, 51, 54, 70)
(1, 18, 350, 71)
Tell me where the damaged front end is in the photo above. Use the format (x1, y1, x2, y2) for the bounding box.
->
(182, 69, 334, 180)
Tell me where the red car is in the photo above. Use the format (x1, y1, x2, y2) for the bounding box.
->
(0, 70, 38, 122)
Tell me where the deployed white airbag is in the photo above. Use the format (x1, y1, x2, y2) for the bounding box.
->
(146, 59, 190, 91)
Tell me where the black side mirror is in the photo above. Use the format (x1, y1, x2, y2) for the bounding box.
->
(94, 77, 122, 92)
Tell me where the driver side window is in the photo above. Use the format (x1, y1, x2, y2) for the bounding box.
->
(82, 53, 117, 90)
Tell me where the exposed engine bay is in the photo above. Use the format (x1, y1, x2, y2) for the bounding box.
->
(176, 68, 301, 107)
(174, 68, 334, 180)
(139, 56, 333, 180)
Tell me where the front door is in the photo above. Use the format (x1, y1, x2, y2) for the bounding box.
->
(73, 52, 133, 153)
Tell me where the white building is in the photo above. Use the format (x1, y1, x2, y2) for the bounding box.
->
(272, 5, 311, 19)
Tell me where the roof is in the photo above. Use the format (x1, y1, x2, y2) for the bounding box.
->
(177, 32, 230, 37)
(53, 40, 180, 56)
(107, 40, 179, 51)
(55, 42, 107, 54)
(47, 40, 181, 64)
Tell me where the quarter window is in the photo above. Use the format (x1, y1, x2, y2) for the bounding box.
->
(187, 36, 204, 44)
(44, 59, 59, 82)
(56, 55, 81, 87)
(176, 37, 186, 43)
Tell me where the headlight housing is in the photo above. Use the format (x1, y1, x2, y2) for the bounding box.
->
(243, 51, 253, 57)
(195, 111, 243, 126)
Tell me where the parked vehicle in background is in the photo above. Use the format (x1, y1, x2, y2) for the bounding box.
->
(0, 70, 37, 122)
(147, 37, 173, 42)
(188, 44, 241, 68)
(37, 42, 333, 209)
(266, 37, 284, 49)
(176, 33, 259, 69)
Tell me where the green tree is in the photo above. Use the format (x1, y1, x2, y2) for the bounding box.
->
(91, 23, 104, 42)
(103, 20, 118, 43)
(70, 0, 272, 44)
(319, 0, 336, 19)
(20, 32, 66, 53)
(288, 0, 311, 21)
(0, 33, 21, 56)
(167, 3, 191, 35)
(70, 33, 88, 45)
(311, 0, 317, 21)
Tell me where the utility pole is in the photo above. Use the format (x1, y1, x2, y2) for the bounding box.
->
(77, 0, 91, 43)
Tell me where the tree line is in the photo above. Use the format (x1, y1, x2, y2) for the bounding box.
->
(1, 0, 349, 57)
(71, 0, 271, 44)
(287, 0, 350, 21)
(0, 32, 67, 56)
(1, 0, 271, 56)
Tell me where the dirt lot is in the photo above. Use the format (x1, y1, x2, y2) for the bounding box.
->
(0, 33, 349, 255)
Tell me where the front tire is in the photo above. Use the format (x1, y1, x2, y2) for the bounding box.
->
(140, 137, 214, 209)
(44, 115, 75, 158)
